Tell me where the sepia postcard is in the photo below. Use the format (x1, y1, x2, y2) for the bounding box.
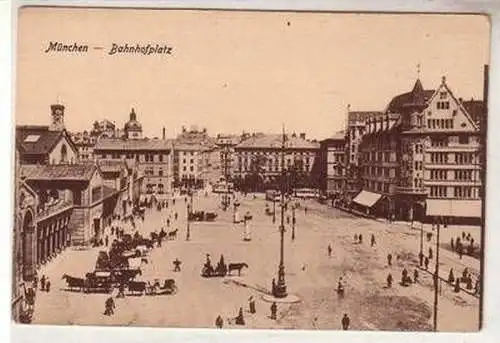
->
(11, 6, 489, 333)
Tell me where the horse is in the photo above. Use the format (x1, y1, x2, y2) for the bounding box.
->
(167, 229, 178, 240)
(127, 281, 147, 295)
(62, 274, 85, 291)
(227, 263, 249, 276)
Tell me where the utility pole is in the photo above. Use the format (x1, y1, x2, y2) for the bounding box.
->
(419, 216, 424, 267)
(274, 125, 288, 298)
(433, 220, 441, 331)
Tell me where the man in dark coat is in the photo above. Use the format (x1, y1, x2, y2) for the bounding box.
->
(173, 258, 182, 272)
(270, 302, 277, 320)
(387, 273, 393, 288)
(341, 313, 350, 330)
(249, 296, 256, 314)
(104, 297, 115, 315)
(215, 315, 223, 328)
(387, 253, 393, 266)
(235, 307, 245, 325)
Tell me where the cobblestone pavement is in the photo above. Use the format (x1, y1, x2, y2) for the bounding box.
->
(31, 192, 480, 331)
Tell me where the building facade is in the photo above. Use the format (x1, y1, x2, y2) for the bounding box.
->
(172, 143, 209, 188)
(94, 138, 173, 197)
(319, 132, 346, 198)
(233, 133, 320, 191)
(353, 76, 484, 223)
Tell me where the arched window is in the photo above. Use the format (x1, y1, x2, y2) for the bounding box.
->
(60, 144, 68, 163)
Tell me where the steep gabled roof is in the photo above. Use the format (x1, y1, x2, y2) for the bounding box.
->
(16, 125, 63, 155)
(385, 79, 434, 114)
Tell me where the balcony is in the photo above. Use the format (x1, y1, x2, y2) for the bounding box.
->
(395, 186, 428, 195)
(36, 200, 73, 221)
(424, 179, 481, 186)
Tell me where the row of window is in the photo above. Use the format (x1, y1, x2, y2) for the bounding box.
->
(428, 118, 454, 130)
(364, 180, 390, 194)
(101, 153, 169, 162)
(363, 166, 396, 178)
(428, 186, 479, 199)
(436, 101, 450, 110)
(361, 151, 397, 163)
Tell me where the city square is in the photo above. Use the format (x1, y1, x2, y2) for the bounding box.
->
(11, 8, 488, 333)
(31, 189, 480, 331)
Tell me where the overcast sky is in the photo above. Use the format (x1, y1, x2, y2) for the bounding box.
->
(15, 8, 489, 140)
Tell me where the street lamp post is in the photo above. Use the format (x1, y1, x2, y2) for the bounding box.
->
(186, 188, 193, 241)
(433, 219, 441, 332)
(291, 203, 296, 240)
(274, 126, 288, 299)
(272, 198, 276, 224)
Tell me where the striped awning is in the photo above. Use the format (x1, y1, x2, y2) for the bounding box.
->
(426, 199, 482, 218)
(352, 190, 383, 208)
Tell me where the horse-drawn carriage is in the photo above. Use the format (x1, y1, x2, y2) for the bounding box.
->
(83, 271, 114, 293)
(189, 211, 218, 222)
(201, 262, 227, 277)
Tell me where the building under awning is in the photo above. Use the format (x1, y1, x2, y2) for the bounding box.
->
(426, 199, 482, 218)
(352, 190, 383, 208)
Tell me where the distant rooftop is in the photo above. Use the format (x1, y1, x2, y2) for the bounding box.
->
(236, 134, 320, 149)
(94, 138, 173, 151)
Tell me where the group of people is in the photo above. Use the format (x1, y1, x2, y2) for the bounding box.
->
(450, 231, 476, 259)
(214, 296, 279, 328)
(353, 233, 377, 247)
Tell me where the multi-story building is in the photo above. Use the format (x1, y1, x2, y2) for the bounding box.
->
(319, 131, 346, 198)
(172, 143, 208, 188)
(233, 133, 320, 191)
(215, 134, 241, 181)
(71, 131, 98, 162)
(344, 109, 383, 200)
(94, 138, 174, 197)
(354, 74, 485, 224)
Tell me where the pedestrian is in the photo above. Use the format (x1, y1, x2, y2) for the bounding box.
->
(117, 283, 125, 298)
(175, 212, 178, 220)
(401, 268, 408, 285)
(354, 234, 358, 244)
(387, 253, 392, 266)
(456, 237, 461, 251)
(454, 279, 461, 293)
(249, 296, 256, 314)
(215, 315, 223, 328)
(386, 273, 393, 288)
(272, 278, 276, 296)
(45, 279, 51, 293)
(235, 307, 245, 325)
(458, 246, 463, 260)
(358, 234, 363, 244)
(428, 247, 433, 260)
(466, 277, 473, 290)
(448, 268, 455, 284)
(328, 244, 332, 257)
(424, 256, 429, 270)
(413, 269, 419, 283)
(418, 252, 424, 267)
(40, 275, 46, 292)
(451, 238, 454, 250)
(173, 258, 182, 272)
(371, 234, 376, 247)
(471, 238, 475, 246)
(341, 313, 350, 330)
(104, 296, 115, 315)
(304, 206, 308, 215)
(33, 274, 38, 290)
(462, 231, 466, 239)
(105, 235, 109, 247)
(270, 302, 277, 320)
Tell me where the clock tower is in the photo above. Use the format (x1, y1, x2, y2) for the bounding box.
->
(49, 104, 65, 131)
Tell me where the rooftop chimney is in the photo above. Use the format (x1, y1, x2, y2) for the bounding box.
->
(162, 127, 166, 140)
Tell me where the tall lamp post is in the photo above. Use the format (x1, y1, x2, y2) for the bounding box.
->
(186, 187, 193, 241)
(272, 197, 276, 224)
(291, 203, 296, 240)
(433, 218, 441, 332)
(274, 126, 288, 298)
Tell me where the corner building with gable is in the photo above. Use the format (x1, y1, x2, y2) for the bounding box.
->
(354, 75, 484, 224)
